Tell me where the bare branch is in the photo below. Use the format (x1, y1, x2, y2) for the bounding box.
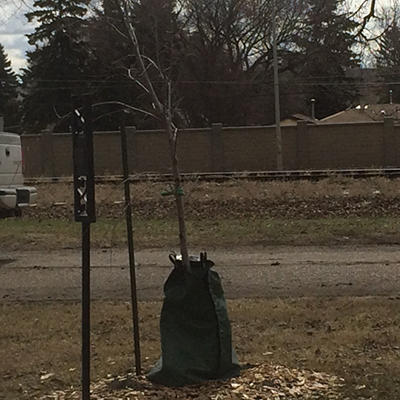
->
(93, 101, 158, 119)
(120, 0, 164, 115)
(127, 69, 150, 93)
(354, 0, 377, 39)
(141, 55, 165, 80)
(107, 19, 129, 40)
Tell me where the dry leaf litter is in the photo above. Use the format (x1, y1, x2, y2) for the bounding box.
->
(26, 196, 400, 220)
(35, 363, 345, 399)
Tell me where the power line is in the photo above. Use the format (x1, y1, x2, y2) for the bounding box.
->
(16, 80, 400, 89)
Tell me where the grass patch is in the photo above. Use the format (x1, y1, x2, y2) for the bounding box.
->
(1, 216, 400, 251)
(1, 298, 400, 399)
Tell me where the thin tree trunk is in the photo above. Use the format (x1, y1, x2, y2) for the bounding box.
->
(121, 0, 190, 270)
(165, 116, 190, 271)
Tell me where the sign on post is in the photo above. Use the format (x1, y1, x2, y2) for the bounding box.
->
(72, 95, 95, 223)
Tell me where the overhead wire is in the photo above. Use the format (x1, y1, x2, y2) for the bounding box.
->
(13, 79, 400, 90)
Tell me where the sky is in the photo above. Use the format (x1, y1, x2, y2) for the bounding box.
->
(0, 0, 395, 75)
(0, 0, 35, 73)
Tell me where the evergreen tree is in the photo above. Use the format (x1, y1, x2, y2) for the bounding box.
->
(129, 0, 187, 128)
(0, 44, 19, 131)
(376, 23, 400, 69)
(85, 1, 124, 127)
(84, 0, 184, 130)
(20, 0, 91, 133)
(288, 0, 361, 118)
(86, 0, 144, 130)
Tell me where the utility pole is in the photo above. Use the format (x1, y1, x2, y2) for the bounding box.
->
(272, 1, 283, 171)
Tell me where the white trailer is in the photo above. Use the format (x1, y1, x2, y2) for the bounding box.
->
(0, 121, 37, 217)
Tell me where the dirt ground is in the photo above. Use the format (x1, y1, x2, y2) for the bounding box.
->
(1, 244, 400, 302)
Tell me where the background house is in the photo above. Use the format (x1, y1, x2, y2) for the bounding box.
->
(319, 104, 400, 124)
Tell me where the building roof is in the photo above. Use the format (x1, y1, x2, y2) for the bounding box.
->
(278, 103, 400, 126)
(319, 104, 400, 123)
(280, 113, 317, 126)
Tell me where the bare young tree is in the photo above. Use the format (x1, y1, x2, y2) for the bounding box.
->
(119, 0, 190, 271)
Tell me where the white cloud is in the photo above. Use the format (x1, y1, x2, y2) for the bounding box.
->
(0, 0, 34, 73)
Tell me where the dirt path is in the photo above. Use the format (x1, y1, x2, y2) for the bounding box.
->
(1, 244, 400, 302)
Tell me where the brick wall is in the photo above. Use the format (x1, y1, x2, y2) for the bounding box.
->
(21, 118, 400, 177)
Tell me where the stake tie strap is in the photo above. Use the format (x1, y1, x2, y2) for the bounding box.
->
(161, 187, 184, 197)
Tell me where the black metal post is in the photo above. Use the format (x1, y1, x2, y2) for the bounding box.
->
(120, 115, 141, 375)
(72, 94, 96, 399)
(82, 221, 91, 400)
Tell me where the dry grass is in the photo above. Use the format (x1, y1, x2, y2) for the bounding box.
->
(35, 177, 400, 206)
(2, 216, 400, 251)
(1, 298, 400, 399)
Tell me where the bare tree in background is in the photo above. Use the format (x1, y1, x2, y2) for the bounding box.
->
(119, 0, 190, 271)
(354, 0, 378, 38)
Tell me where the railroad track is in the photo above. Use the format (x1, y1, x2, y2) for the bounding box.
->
(24, 167, 400, 185)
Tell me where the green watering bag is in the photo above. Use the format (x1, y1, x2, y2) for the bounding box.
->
(147, 253, 241, 387)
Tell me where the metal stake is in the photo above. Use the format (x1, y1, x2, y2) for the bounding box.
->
(272, 0, 283, 171)
(82, 221, 91, 400)
(120, 114, 141, 375)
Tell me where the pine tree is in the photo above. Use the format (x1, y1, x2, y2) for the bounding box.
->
(20, 0, 91, 133)
(84, 0, 139, 130)
(289, 0, 361, 118)
(376, 23, 400, 68)
(0, 44, 19, 131)
(127, 0, 185, 128)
